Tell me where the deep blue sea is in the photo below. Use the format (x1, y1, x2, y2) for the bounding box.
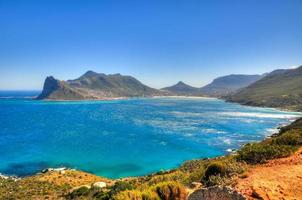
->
(0, 91, 301, 178)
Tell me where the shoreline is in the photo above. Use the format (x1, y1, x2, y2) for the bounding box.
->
(1, 96, 301, 181)
(3, 94, 301, 113)
(38, 95, 216, 102)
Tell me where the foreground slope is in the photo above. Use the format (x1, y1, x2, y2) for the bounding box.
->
(227, 66, 302, 111)
(235, 147, 302, 200)
(200, 74, 263, 97)
(161, 81, 202, 96)
(37, 71, 165, 100)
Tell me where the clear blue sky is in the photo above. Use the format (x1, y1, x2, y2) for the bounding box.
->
(0, 0, 302, 90)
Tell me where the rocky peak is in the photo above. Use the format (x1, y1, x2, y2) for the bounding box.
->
(36, 76, 60, 99)
(82, 70, 99, 77)
(176, 81, 186, 86)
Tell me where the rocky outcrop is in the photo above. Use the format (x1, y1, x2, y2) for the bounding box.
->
(36, 76, 60, 99)
(188, 186, 246, 200)
(37, 76, 87, 100)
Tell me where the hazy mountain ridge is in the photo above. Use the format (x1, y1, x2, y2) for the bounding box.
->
(161, 81, 202, 96)
(227, 66, 302, 111)
(200, 74, 264, 97)
(161, 74, 262, 97)
(37, 71, 166, 100)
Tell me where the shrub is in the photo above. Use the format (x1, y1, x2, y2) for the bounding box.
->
(110, 181, 135, 196)
(113, 190, 143, 200)
(141, 190, 161, 200)
(180, 159, 208, 173)
(204, 175, 233, 187)
(184, 166, 206, 185)
(204, 161, 226, 179)
(67, 186, 89, 199)
(236, 143, 294, 164)
(151, 181, 187, 200)
(113, 190, 161, 200)
(273, 130, 302, 146)
(93, 190, 110, 200)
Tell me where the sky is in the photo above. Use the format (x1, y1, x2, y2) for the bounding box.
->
(0, 0, 302, 90)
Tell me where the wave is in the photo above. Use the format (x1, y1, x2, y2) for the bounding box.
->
(220, 112, 301, 119)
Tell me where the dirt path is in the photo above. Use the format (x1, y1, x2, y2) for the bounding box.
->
(235, 148, 302, 200)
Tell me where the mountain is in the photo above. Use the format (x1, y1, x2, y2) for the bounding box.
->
(161, 81, 202, 96)
(226, 66, 302, 111)
(37, 71, 165, 100)
(200, 74, 264, 97)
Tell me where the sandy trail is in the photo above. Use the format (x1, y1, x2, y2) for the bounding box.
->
(235, 148, 302, 200)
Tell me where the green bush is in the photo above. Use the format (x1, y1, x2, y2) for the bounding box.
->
(141, 190, 161, 200)
(151, 181, 187, 200)
(110, 181, 135, 196)
(113, 190, 143, 200)
(236, 143, 294, 164)
(184, 166, 206, 185)
(113, 190, 160, 200)
(204, 175, 233, 187)
(67, 186, 89, 199)
(273, 130, 302, 146)
(112, 181, 187, 200)
(204, 161, 226, 179)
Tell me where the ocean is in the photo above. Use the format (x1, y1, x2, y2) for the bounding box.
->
(0, 91, 301, 178)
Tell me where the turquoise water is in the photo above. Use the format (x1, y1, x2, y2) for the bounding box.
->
(0, 95, 301, 178)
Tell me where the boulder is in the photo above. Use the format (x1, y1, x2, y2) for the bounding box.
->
(92, 181, 107, 189)
(188, 186, 246, 200)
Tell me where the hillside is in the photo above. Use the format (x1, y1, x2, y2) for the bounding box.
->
(235, 147, 302, 199)
(37, 71, 165, 100)
(161, 81, 202, 96)
(200, 74, 263, 97)
(227, 66, 302, 111)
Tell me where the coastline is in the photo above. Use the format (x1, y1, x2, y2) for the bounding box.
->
(0, 114, 301, 199)
(0, 96, 301, 181)
(36, 95, 216, 102)
(34, 94, 302, 113)
(1, 96, 302, 200)
(1, 114, 300, 180)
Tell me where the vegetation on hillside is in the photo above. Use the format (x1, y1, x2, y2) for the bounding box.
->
(227, 66, 302, 111)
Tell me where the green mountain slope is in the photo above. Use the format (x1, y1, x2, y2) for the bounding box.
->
(227, 66, 302, 111)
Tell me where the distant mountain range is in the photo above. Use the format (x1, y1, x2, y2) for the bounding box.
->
(200, 74, 264, 97)
(161, 74, 263, 97)
(226, 66, 302, 111)
(37, 71, 266, 100)
(37, 71, 166, 100)
(161, 81, 201, 96)
(37, 66, 302, 111)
